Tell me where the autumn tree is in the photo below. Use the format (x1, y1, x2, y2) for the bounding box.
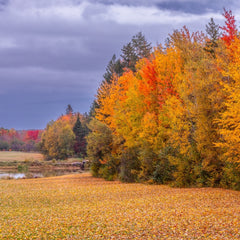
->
(167, 26, 226, 186)
(220, 8, 237, 46)
(40, 119, 75, 160)
(25, 130, 40, 141)
(215, 15, 240, 188)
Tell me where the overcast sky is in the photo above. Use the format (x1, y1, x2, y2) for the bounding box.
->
(0, 0, 239, 130)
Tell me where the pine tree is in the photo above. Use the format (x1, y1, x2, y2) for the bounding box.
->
(121, 42, 138, 71)
(204, 18, 220, 57)
(103, 54, 124, 84)
(73, 114, 86, 157)
(121, 32, 152, 72)
(66, 104, 73, 116)
(132, 32, 152, 59)
(89, 100, 99, 118)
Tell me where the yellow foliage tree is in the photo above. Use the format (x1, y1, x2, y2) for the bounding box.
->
(216, 36, 240, 165)
(41, 118, 75, 160)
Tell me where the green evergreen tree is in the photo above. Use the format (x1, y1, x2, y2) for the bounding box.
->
(204, 18, 220, 57)
(73, 114, 87, 157)
(132, 32, 152, 59)
(121, 42, 138, 71)
(89, 100, 99, 118)
(121, 32, 152, 71)
(103, 54, 124, 84)
(66, 104, 73, 115)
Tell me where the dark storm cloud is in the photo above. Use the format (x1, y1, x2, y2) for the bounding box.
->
(0, 3, 135, 72)
(0, 0, 8, 7)
(78, 0, 236, 13)
(156, 0, 236, 14)
(0, 66, 100, 129)
(0, 0, 239, 129)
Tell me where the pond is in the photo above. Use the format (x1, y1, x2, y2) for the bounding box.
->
(0, 169, 82, 179)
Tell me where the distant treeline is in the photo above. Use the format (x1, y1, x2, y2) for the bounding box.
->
(1, 105, 90, 160)
(0, 128, 42, 152)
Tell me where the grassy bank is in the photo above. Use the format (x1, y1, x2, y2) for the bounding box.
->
(0, 173, 239, 239)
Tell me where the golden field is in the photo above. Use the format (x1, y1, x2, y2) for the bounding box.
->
(0, 151, 83, 164)
(0, 173, 239, 239)
(0, 151, 43, 162)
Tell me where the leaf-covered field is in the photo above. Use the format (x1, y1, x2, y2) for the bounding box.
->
(0, 173, 239, 239)
(0, 151, 43, 162)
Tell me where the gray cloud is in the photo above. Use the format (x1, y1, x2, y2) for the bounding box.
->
(0, 66, 99, 129)
(156, 0, 236, 14)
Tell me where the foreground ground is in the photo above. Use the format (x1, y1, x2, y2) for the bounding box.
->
(0, 173, 239, 239)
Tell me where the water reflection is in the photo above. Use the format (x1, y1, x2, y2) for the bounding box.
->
(0, 169, 81, 179)
(0, 173, 26, 179)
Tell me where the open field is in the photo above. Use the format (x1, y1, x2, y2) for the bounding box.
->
(0, 151, 43, 162)
(0, 173, 239, 239)
(0, 151, 84, 163)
